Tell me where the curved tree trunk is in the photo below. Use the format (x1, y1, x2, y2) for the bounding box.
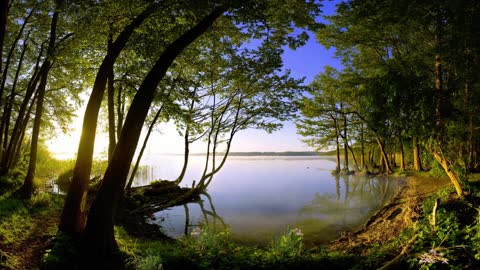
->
(431, 146, 464, 197)
(82, 8, 225, 264)
(175, 125, 190, 184)
(176, 94, 196, 184)
(126, 103, 164, 190)
(376, 136, 392, 174)
(59, 4, 159, 237)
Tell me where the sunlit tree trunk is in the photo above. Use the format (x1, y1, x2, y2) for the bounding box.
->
(399, 136, 405, 171)
(432, 52, 463, 198)
(376, 136, 392, 174)
(82, 8, 225, 263)
(431, 147, 464, 197)
(59, 5, 159, 237)
(413, 137, 423, 171)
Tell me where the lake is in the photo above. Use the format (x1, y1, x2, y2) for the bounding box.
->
(132, 154, 401, 244)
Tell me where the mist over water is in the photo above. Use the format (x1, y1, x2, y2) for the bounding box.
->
(133, 155, 400, 244)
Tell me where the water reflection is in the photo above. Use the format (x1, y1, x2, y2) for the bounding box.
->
(149, 156, 400, 244)
(161, 192, 226, 237)
(297, 174, 397, 242)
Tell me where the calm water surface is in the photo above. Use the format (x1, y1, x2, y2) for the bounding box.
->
(133, 155, 400, 244)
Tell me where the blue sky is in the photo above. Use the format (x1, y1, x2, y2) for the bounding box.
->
(48, 0, 344, 157)
(226, 0, 343, 153)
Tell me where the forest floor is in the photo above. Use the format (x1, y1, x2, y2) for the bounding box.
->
(0, 172, 464, 269)
(0, 195, 62, 269)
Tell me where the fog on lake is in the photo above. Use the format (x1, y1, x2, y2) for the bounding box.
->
(132, 154, 400, 244)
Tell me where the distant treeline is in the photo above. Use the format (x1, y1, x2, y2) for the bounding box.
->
(190, 151, 335, 156)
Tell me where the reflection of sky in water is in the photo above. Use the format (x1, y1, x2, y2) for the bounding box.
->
(136, 155, 400, 244)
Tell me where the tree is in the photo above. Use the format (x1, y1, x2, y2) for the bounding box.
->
(18, 0, 62, 199)
(80, 0, 321, 262)
(59, 1, 162, 237)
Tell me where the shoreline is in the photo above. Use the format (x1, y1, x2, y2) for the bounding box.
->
(327, 174, 451, 253)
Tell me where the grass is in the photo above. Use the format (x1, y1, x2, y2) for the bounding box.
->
(0, 193, 63, 269)
(115, 224, 363, 270)
(4, 169, 480, 269)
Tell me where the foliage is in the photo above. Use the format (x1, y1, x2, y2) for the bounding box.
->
(56, 168, 73, 193)
(117, 225, 335, 270)
(395, 185, 480, 269)
(41, 232, 77, 269)
(269, 227, 305, 258)
(0, 175, 22, 196)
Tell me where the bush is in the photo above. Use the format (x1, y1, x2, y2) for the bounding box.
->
(42, 232, 77, 269)
(0, 175, 22, 195)
(29, 192, 51, 209)
(56, 169, 73, 193)
(429, 160, 446, 178)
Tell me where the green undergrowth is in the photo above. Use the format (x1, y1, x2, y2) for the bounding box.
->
(364, 179, 480, 269)
(116, 226, 357, 270)
(115, 175, 480, 270)
(0, 193, 63, 269)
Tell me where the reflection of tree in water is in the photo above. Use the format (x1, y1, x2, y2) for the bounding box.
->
(297, 175, 397, 242)
(182, 191, 226, 235)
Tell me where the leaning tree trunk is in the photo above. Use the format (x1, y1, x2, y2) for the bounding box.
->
(376, 136, 393, 174)
(126, 103, 164, 190)
(1, 42, 44, 174)
(176, 95, 196, 184)
(20, 69, 49, 199)
(82, 7, 226, 265)
(18, 0, 60, 199)
(431, 147, 464, 197)
(1, 35, 29, 163)
(59, 4, 159, 237)
(175, 125, 190, 184)
(432, 53, 464, 198)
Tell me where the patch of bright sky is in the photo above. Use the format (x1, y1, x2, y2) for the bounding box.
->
(47, 0, 343, 158)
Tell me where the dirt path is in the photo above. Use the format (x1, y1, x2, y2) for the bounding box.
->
(0, 209, 60, 270)
(329, 175, 451, 254)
